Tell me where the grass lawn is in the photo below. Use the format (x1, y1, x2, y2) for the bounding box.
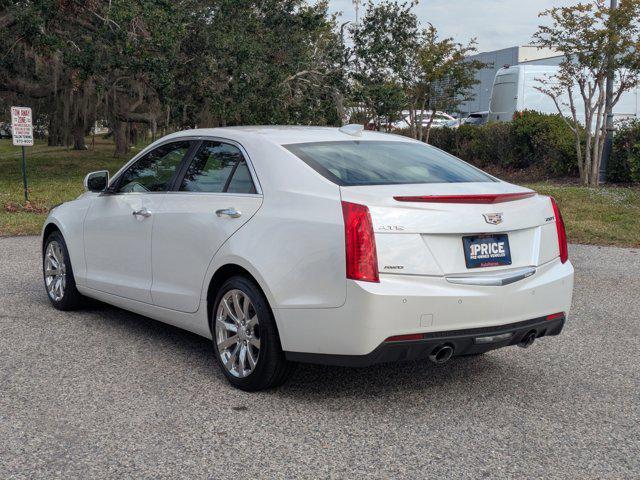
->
(1, 138, 639, 247)
(526, 182, 640, 248)
(0, 137, 144, 236)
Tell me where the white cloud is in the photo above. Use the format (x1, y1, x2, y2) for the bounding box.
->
(325, 0, 580, 52)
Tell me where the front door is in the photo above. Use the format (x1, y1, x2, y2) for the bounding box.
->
(83, 140, 193, 303)
(151, 140, 263, 312)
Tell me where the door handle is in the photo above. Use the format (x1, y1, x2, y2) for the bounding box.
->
(132, 208, 152, 218)
(216, 208, 241, 218)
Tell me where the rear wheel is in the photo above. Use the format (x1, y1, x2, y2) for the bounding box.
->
(43, 231, 84, 310)
(211, 276, 295, 391)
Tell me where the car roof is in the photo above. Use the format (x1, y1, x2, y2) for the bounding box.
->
(160, 126, 417, 146)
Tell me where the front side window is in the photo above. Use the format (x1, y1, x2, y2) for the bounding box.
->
(180, 141, 256, 194)
(285, 141, 494, 186)
(117, 141, 191, 193)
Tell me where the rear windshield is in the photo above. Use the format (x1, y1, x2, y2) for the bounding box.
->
(285, 140, 494, 186)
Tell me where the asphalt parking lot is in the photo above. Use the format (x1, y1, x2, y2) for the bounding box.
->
(1, 236, 639, 479)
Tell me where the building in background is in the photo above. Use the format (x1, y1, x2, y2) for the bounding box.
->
(459, 46, 563, 115)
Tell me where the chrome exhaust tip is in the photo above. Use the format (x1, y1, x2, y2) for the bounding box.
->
(429, 344, 455, 364)
(518, 330, 537, 349)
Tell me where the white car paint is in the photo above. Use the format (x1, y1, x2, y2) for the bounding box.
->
(43, 126, 574, 359)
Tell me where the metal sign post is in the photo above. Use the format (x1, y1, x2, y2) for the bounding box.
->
(21, 146, 28, 201)
(10, 106, 34, 202)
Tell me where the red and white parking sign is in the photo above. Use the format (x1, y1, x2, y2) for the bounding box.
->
(11, 106, 34, 147)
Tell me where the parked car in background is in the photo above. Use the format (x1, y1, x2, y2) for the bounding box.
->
(42, 125, 574, 391)
(488, 65, 640, 124)
(0, 123, 12, 139)
(367, 111, 458, 131)
(33, 125, 47, 139)
(390, 110, 457, 130)
(462, 111, 489, 126)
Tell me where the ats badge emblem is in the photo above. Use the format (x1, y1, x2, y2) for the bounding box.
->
(483, 213, 503, 225)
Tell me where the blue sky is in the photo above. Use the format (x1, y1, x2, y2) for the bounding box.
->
(326, 0, 580, 52)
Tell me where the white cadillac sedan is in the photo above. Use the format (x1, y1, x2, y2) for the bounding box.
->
(42, 125, 574, 390)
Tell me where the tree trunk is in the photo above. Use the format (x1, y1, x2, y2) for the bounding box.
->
(71, 125, 86, 150)
(113, 121, 129, 156)
(583, 133, 592, 185)
(150, 118, 157, 142)
(423, 109, 437, 145)
(130, 124, 138, 146)
(589, 86, 607, 186)
(48, 117, 64, 146)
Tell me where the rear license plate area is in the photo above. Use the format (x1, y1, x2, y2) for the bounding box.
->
(462, 234, 512, 268)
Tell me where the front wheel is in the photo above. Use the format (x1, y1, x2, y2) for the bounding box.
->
(43, 230, 85, 310)
(211, 276, 295, 391)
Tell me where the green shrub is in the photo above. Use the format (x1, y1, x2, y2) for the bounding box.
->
(609, 120, 640, 183)
(428, 110, 579, 177)
(510, 111, 578, 175)
(428, 126, 458, 156)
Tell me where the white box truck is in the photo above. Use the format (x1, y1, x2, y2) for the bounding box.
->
(488, 65, 640, 126)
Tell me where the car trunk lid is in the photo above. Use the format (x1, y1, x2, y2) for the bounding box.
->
(340, 183, 559, 276)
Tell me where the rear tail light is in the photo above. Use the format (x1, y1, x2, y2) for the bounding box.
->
(341, 201, 379, 283)
(546, 312, 565, 321)
(550, 197, 568, 264)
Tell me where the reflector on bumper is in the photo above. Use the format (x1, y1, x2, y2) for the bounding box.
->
(473, 332, 514, 344)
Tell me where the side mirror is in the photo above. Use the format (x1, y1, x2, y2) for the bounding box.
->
(84, 170, 109, 192)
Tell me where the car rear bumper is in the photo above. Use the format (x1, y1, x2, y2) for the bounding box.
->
(285, 315, 565, 367)
(276, 257, 574, 358)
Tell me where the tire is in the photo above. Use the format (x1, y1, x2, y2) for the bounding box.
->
(211, 275, 296, 391)
(43, 230, 85, 310)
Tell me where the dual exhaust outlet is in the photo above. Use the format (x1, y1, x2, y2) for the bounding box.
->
(428, 329, 538, 364)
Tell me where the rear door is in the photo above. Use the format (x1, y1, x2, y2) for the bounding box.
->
(150, 139, 262, 313)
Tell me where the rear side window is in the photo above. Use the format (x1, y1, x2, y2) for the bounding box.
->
(180, 141, 256, 193)
(226, 162, 254, 193)
(285, 141, 494, 186)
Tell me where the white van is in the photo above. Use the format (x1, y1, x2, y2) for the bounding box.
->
(488, 65, 640, 126)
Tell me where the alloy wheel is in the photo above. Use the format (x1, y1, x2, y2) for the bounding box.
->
(215, 289, 261, 378)
(44, 241, 66, 302)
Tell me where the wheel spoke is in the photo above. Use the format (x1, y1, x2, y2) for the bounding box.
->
(53, 244, 63, 265)
(242, 296, 250, 321)
(216, 318, 237, 333)
(47, 251, 59, 269)
(45, 266, 60, 276)
(221, 298, 238, 323)
(249, 337, 260, 349)
(218, 335, 238, 351)
(238, 344, 247, 375)
(224, 343, 240, 371)
(232, 292, 244, 321)
(247, 346, 257, 369)
(247, 316, 258, 328)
